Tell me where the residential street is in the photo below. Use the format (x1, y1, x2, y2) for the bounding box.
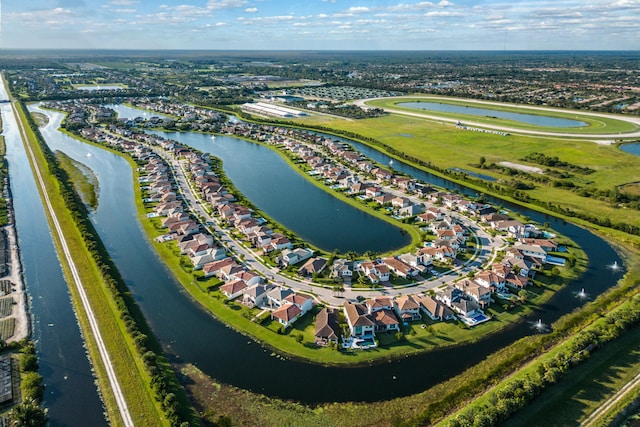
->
(154, 142, 504, 307)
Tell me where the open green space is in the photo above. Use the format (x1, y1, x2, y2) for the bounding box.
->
(291, 107, 640, 228)
(365, 96, 639, 135)
(504, 327, 640, 427)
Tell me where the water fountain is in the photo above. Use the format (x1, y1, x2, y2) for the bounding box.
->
(607, 261, 622, 273)
(531, 318, 549, 333)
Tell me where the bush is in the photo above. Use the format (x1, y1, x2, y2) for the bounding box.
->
(22, 371, 44, 402)
(20, 353, 39, 372)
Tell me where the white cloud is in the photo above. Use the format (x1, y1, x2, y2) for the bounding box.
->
(425, 11, 462, 17)
(108, 0, 139, 5)
(245, 7, 258, 13)
(348, 6, 371, 13)
(207, 0, 248, 10)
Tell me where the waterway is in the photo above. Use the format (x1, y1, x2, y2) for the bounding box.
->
(111, 103, 411, 254)
(154, 130, 410, 253)
(1, 102, 107, 426)
(76, 85, 123, 91)
(28, 105, 624, 405)
(620, 142, 640, 157)
(398, 101, 588, 128)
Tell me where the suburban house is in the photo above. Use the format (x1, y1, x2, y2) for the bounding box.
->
(284, 293, 314, 314)
(451, 298, 482, 317)
(220, 279, 248, 300)
(266, 287, 294, 308)
(372, 309, 400, 332)
(359, 261, 391, 284)
(436, 285, 464, 306)
(456, 280, 492, 307)
(393, 295, 422, 322)
(330, 259, 353, 283)
(513, 243, 548, 262)
(242, 284, 268, 307)
(298, 257, 327, 277)
(343, 302, 375, 338)
(416, 295, 456, 321)
(202, 257, 236, 278)
(279, 247, 314, 267)
(271, 303, 303, 329)
(314, 308, 341, 347)
(382, 257, 419, 279)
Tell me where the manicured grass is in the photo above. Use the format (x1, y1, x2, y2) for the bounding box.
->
(366, 96, 639, 134)
(16, 103, 168, 426)
(292, 107, 640, 228)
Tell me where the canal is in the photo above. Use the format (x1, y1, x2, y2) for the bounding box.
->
(27, 105, 624, 405)
(2, 102, 107, 426)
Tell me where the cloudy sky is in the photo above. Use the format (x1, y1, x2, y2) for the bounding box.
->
(2, 0, 639, 50)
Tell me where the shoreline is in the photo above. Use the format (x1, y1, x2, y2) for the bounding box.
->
(1, 175, 31, 343)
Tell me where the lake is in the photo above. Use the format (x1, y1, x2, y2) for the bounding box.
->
(398, 101, 588, 128)
(620, 143, 640, 157)
(76, 85, 123, 91)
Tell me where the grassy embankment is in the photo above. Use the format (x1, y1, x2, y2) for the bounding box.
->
(291, 104, 640, 229)
(435, 249, 640, 427)
(14, 102, 170, 426)
(55, 151, 99, 210)
(366, 96, 640, 135)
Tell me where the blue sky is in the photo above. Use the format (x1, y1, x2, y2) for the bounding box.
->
(2, 0, 639, 50)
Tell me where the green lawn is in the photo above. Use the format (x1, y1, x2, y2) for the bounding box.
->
(366, 96, 639, 134)
(291, 106, 640, 228)
(505, 327, 640, 427)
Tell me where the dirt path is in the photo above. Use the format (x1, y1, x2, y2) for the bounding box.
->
(2, 219, 30, 343)
(581, 369, 640, 426)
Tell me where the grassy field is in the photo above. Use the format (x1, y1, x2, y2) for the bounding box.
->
(55, 150, 99, 210)
(291, 108, 640, 228)
(504, 327, 640, 426)
(15, 102, 168, 426)
(365, 96, 640, 134)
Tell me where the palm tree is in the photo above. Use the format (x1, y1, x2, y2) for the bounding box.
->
(9, 398, 47, 427)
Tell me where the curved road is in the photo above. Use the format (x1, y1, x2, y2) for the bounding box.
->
(151, 140, 503, 308)
(355, 96, 640, 141)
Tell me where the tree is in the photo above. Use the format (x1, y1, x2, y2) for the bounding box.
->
(9, 398, 47, 427)
(518, 290, 528, 302)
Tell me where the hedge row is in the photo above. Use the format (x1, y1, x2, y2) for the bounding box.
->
(444, 295, 640, 427)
